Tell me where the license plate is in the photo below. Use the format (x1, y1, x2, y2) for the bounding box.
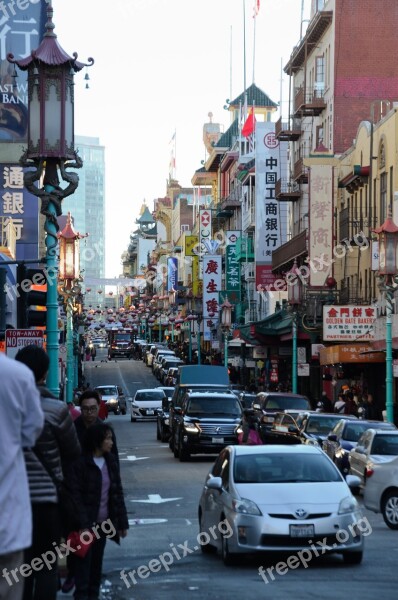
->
(146, 410, 154, 415)
(212, 437, 224, 444)
(290, 524, 314, 538)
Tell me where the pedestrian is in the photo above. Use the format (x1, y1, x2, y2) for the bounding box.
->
(0, 351, 44, 600)
(344, 391, 358, 416)
(15, 345, 81, 600)
(62, 390, 118, 594)
(67, 422, 128, 600)
(334, 392, 346, 414)
(90, 345, 96, 362)
(317, 391, 333, 413)
(238, 409, 263, 445)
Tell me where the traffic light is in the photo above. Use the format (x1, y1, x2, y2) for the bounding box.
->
(17, 265, 47, 328)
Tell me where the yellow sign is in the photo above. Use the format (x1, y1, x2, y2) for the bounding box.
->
(185, 235, 199, 256)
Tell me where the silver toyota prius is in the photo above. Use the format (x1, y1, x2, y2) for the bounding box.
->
(198, 444, 365, 565)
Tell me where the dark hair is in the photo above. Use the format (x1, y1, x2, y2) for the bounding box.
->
(79, 389, 101, 406)
(83, 422, 113, 452)
(15, 345, 49, 383)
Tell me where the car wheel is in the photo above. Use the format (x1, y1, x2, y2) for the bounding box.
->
(173, 435, 179, 458)
(169, 435, 174, 451)
(156, 423, 161, 441)
(199, 515, 217, 554)
(160, 428, 169, 443)
(121, 408, 126, 415)
(221, 532, 236, 566)
(130, 415, 136, 422)
(342, 551, 363, 565)
(381, 490, 398, 529)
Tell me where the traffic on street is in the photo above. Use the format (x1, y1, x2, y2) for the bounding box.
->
(80, 350, 397, 600)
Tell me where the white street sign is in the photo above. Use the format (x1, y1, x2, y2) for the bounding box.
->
(5, 329, 44, 359)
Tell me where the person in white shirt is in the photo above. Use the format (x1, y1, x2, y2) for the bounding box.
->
(0, 352, 44, 600)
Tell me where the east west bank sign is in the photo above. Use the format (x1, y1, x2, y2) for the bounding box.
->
(323, 305, 376, 341)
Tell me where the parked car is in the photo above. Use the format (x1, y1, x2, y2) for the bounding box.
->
(172, 390, 242, 461)
(156, 391, 174, 442)
(198, 444, 364, 565)
(159, 357, 184, 383)
(362, 454, 398, 529)
(165, 366, 179, 387)
(252, 392, 312, 430)
(130, 388, 166, 422)
(94, 385, 122, 415)
(322, 419, 396, 475)
(348, 428, 398, 489)
(295, 412, 358, 447)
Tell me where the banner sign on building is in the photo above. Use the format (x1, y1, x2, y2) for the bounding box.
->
(255, 122, 288, 290)
(309, 164, 334, 286)
(199, 209, 212, 254)
(0, 2, 46, 142)
(167, 256, 178, 292)
(226, 230, 241, 298)
(0, 164, 39, 260)
(323, 305, 376, 341)
(203, 255, 221, 341)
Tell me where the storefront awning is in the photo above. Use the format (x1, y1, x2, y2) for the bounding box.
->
(320, 343, 385, 365)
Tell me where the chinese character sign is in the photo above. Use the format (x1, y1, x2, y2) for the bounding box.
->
(0, 3, 46, 142)
(199, 209, 212, 254)
(323, 305, 376, 341)
(309, 164, 334, 286)
(226, 230, 241, 296)
(203, 255, 221, 341)
(0, 164, 39, 260)
(255, 122, 288, 289)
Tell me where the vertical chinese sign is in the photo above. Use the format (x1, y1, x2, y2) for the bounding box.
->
(309, 164, 334, 286)
(226, 230, 241, 304)
(203, 255, 221, 341)
(167, 257, 178, 292)
(255, 122, 288, 290)
(0, 164, 39, 260)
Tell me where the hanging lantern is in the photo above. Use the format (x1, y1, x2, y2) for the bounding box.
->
(58, 212, 80, 281)
(374, 213, 398, 276)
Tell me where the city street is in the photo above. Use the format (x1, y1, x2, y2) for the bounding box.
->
(73, 352, 398, 600)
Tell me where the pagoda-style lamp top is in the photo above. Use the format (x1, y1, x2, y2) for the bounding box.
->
(7, 2, 93, 161)
(374, 213, 398, 276)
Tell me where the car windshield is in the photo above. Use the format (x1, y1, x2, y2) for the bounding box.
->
(234, 453, 342, 484)
(343, 423, 387, 442)
(265, 396, 310, 410)
(305, 416, 345, 435)
(187, 398, 241, 416)
(135, 391, 165, 401)
(115, 335, 131, 341)
(96, 387, 117, 396)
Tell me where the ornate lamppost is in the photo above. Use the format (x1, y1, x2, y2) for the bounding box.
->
(221, 297, 232, 368)
(286, 259, 303, 394)
(8, 2, 93, 395)
(374, 213, 398, 423)
(58, 213, 85, 402)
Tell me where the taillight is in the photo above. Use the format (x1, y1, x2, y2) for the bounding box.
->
(365, 467, 374, 478)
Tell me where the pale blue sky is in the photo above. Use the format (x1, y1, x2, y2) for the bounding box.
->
(52, 0, 309, 277)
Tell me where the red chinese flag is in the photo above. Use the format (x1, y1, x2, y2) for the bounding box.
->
(242, 109, 256, 138)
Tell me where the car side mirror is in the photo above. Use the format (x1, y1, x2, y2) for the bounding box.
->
(252, 402, 261, 411)
(288, 425, 299, 434)
(174, 406, 182, 415)
(327, 434, 338, 442)
(206, 476, 223, 491)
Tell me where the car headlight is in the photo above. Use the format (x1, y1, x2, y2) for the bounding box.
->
(184, 423, 200, 433)
(131, 402, 139, 408)
(338, 495, 359, 515)
(232, 498, 262, 516)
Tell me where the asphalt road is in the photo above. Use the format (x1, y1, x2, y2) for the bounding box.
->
(72, 352, 398, 600)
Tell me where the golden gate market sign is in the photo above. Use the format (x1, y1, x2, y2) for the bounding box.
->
(322, 305, 376, 341)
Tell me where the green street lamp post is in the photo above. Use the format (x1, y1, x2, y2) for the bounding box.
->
(374, 213, 398, 424)
(8, 3, 93, 396)
(221, 297, 232, 369)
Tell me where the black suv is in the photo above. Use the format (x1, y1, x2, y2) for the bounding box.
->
(253, 392, 312, 430)
(171, 390, 242, 461)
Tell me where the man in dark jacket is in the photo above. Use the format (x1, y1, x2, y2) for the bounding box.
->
(74, 390, 119, 463)
(15, 345, 81, 600)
